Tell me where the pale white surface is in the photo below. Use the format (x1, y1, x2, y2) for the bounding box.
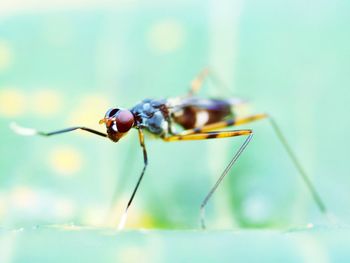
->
(10, 122, 38, 136)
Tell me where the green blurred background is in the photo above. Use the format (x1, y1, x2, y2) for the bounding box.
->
(0, 0, 349, 232)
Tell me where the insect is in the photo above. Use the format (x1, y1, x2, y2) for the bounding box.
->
(11, 69, 328, 229)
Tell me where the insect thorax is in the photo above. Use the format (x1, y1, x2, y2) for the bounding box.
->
(131, 99, 169, 136)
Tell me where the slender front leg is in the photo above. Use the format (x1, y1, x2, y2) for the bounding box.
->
(10, 122, 107, 138)
(118, 128, 148, 230)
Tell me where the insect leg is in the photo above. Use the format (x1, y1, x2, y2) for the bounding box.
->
(188, 68, 210, 96)
(164, 129, 253, 229)
(188, 68, 233, 97)
(228, 114, 329, 218)
(267, 117, 329, 216)
(230, 116, 327, 217)
(10, 122, 107, 138)
(118, 128, 148, 230)
(193, 114, 329, 218)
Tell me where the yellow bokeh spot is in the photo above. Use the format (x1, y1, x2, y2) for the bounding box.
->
(67, 94, 110, 132)
(32, 89, 63, 116)
(0, 41, 13, 71)
(0, 88, 25, 117)
(49, 146, 83, 176)
(11, 186, 38, 209)
(148, 19, 186, 53)
(127, 212, 155, 229)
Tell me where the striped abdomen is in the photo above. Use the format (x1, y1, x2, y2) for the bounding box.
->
(171, 99, 234, 129)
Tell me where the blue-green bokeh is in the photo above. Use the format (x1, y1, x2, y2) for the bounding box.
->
(0, 0, 349, 231)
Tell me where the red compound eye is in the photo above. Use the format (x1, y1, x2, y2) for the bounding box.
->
(116, 110, 134, 132)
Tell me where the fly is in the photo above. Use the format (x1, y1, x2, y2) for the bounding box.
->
(10, 69, 329, 229)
